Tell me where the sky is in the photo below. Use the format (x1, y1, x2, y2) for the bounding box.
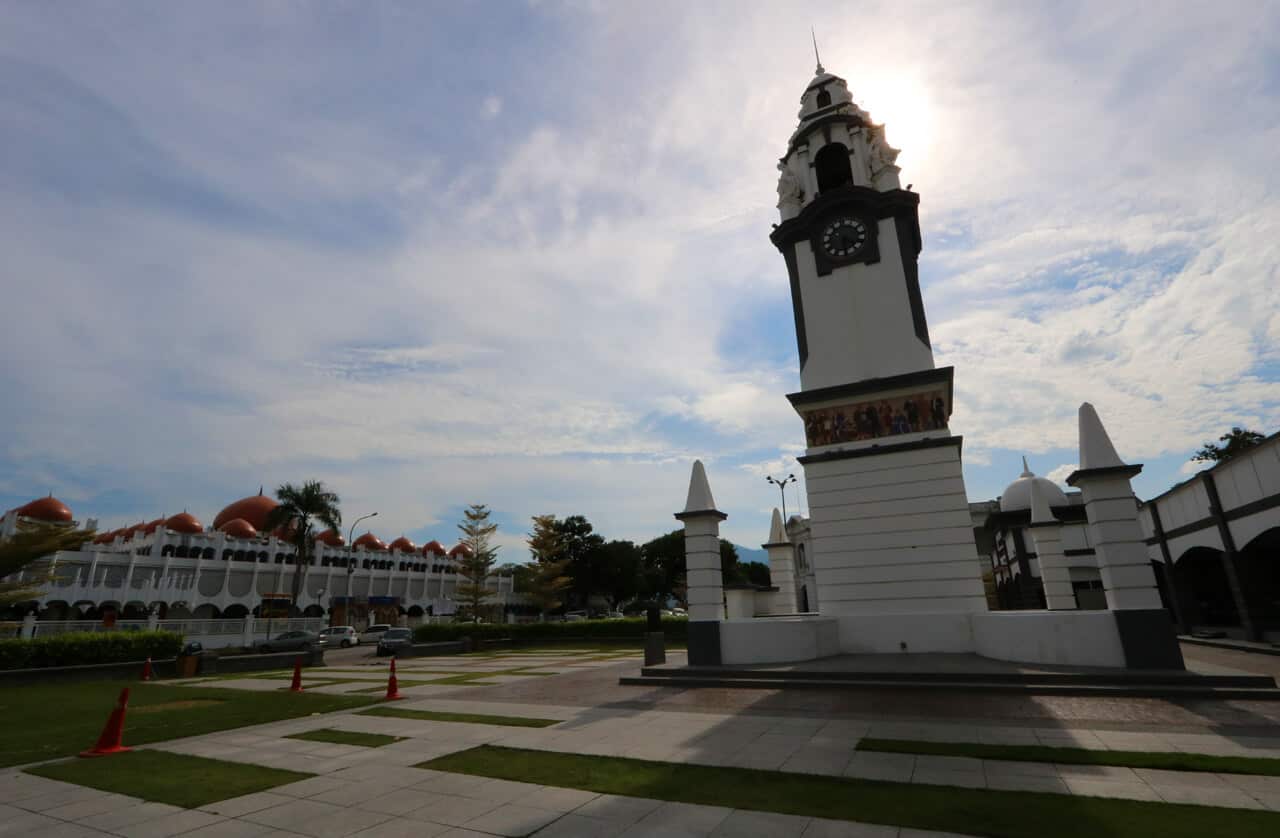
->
(2, 1, 1278, 560)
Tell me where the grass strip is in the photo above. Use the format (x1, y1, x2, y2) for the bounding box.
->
(26, 750, 310, 809)
(859, 738, 1280, 777)
(0, 681, 378, 768)
(421, 745, 1280, 838)
(358, 707, 560, 728)
(285, 728, 407, 748)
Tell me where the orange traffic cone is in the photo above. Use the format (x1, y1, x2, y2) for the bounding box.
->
(79, 688, 133, 757)
(289, 656, 304, 693)
(141, 657, 153, 682)
(384, 657, 403, 701)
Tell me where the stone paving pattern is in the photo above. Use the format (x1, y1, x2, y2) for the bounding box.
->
(5, 644, 1280, 836)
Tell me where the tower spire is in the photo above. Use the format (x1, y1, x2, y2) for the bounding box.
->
(811, 27, 824, 74)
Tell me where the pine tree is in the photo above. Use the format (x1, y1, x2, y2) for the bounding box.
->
(524, 514, 572, 620)
(1, 520, 97, 605)
(454, 504, 499, 621)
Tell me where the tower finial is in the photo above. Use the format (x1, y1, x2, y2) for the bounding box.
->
(811, 27, 824, 74)
(1021, 456, 1033, 477)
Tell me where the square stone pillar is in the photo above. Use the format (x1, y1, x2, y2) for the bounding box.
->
(763, 508, 798, 613)
(674, 460, 727, 666)
(1067, 403, 1183, 669)
(1026, 481, 1074, 610)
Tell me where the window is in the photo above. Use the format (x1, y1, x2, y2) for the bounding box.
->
(814, 143, 854, 193)
(816, 88, 831, 108)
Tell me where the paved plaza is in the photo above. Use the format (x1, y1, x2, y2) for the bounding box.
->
(5, 645, 1280, 836)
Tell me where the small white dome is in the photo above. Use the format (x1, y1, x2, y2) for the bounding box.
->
(999, 458, 1068, 512)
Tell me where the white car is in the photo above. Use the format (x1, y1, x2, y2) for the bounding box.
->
(319, 626, 359, 648)
(359, 623, 393, 643)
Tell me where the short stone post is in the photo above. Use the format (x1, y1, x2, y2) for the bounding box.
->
(1067, 403, 1184, 669)
(147, 611, 160, 631)
(644, 605, 666, 666)
(1026, 480, 1073, 610)
(241, 615, 255, 648)
(21, 612, 36, 639)
(675, 460, 727, 666)
(763, 508, 798, 613)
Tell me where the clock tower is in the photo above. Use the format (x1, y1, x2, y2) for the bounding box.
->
(773, 63, 988, 637)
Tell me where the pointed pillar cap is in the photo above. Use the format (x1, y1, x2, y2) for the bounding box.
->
(1067, 402, 1142, 485)
(675, 460, 727, 521)
(763, 508, 789, 547)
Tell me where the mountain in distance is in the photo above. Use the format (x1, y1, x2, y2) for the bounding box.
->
(733, 544, 768, 565)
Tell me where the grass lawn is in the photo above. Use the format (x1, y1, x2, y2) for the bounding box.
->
(358, 707, 560, 728)
(421, 745, 1280, 838)
(285, 728, 407, 748)
(859, 738, 1280, 777)
(26, 750, 310, 809)
(0, 681, 378, 768)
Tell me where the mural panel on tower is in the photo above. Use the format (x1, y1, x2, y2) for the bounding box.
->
(801, 387, 949, 447)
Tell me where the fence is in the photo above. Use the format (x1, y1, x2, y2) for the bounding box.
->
(11, 617, 325, 648)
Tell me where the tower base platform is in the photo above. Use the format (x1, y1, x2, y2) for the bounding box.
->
(620, 652, 1280, 700)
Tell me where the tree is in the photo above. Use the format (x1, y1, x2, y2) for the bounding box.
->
(741, 561, 772, 588)
(262, 481, 342, 615)
(523, 514, 572, 620)
(595, 540, 643, 611)
(0, 520, 97, 606)
(1193, 427, 1265, 463)
(454, 504, 499, 621)
(552, 515, 605, 609)
(638, 529, 743, 603)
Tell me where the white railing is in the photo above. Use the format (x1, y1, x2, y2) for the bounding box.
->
(21, 617, 325, 641)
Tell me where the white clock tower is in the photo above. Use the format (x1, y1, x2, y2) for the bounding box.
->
(773, 63, 988, 646)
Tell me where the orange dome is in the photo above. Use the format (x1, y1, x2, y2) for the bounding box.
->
(219, 518, 258, 539)
(164, 512, 204, 535)
(17, 495, 73, 523)
(421, 540, 447, 556)
(353, 532, 387, 551)
(212, 491, 279, 532)
(142, 517, 166, 535)
(314, 529, 346, 547)
(448, 543, 472, 558)
(92, 530, 114, 544)
(122, 522, 146, 541)
(388, 536, 417, 553)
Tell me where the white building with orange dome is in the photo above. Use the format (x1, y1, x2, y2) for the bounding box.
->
(1, 490, 515, 627)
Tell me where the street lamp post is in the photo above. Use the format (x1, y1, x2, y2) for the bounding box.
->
(346, 512, 377, 628)
(766, 473, 797, 522)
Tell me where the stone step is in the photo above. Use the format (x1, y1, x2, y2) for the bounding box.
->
(619, 673, 1280, 700)
(639, 665, 1276, 688)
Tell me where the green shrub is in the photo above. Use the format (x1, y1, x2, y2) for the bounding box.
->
(0, 630, 184, 670)
(413, 617, 688, 644)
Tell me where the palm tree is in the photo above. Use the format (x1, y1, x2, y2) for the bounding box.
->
(263, 481, 341, 617)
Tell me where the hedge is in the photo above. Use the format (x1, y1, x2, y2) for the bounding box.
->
(0, 630, 184, 671)
(413, 617, 688, 643)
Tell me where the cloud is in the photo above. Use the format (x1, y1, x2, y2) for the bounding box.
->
(1, 1, 1278, 549)
(1046, 464, 1078, 487)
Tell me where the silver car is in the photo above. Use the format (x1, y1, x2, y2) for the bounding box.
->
(256, 630, 319, 653)
(319, 626, 359, 648)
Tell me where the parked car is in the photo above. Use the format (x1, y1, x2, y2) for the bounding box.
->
(376, 627, 414, 657)
(256, 630, 319, 653)
(359, 623, 393, 643)
(319, 626, 358, 648)
(564, 611, 588, 622)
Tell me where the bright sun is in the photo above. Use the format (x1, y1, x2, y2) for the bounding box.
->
(851, 73, 935, 174)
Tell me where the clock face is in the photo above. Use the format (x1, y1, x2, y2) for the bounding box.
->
(821, 217, 869, 259)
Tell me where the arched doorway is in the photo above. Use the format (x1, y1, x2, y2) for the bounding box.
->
(1239, 527, 1280, 632)
(1174, 546, 1238, 627)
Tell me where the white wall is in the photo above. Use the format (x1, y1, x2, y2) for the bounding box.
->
(972, 611, 1126, 667)
(719, 617, 840, 665)
(836, 613, 976, 654)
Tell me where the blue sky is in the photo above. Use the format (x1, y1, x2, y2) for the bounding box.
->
(2, 1, 1278, 558)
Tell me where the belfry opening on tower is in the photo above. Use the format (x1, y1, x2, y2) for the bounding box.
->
(814, 143, 853, 193)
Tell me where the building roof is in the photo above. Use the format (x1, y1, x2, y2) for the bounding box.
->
(164, 512, 204, 535)
(212, 490, 279, 532)
(16, 495, 73, 523)
(999, 457, 1068, 513)
(219, 518, 258, 539)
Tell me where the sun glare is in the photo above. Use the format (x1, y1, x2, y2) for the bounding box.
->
(851, 73, 935, 174)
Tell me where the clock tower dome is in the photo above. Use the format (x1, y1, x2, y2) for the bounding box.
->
(774, 63, 988, 632)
